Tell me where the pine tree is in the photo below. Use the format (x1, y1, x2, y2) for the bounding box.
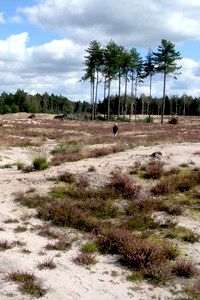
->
(153, 39, 182, 124)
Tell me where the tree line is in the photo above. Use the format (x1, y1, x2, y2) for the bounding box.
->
(98, 94, 200, 118)
(0, 89, 90, 115)
(82, 39, 184, 123)
(0, 89, 199, 118)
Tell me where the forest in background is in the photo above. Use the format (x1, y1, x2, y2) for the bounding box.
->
(0, 89, 199, 118)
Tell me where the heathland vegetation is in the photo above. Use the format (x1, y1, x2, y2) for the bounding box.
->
(0, 113, 199, 298)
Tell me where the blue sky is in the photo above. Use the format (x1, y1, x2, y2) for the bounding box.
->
(1, 0, 200, 102)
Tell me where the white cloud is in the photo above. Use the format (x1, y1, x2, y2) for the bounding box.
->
(18, 0, 200, 47)
(0, 33, 85, 100)
(0, 33, 28, 63)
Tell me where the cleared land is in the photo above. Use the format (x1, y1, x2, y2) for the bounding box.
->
(0, 113, 199, 300)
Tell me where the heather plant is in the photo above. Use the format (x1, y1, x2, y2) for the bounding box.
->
(83, 198, 118, 219)
(21, 247, 31, 254)
(37, 201, 101, 233)
(6, 270, 47, 297)
(164, 226, 200, 243)
(14, 192, 51, 208)
(160, 240, 180, 260)
(156, 199, 184, 215)
(37, 224, 61, 239)
(97, 227, 134, 254)
(129, 161, 142, 175)
(144, 263, 172, 284)
(51, 142, 83, 165)
(151, 169, 200, 195)
(122, 198, 158, 230)
(171, 260, 198, 278)
(37, 257, 56, 270)
(51, 141, 82, 155)
(106, 173, 141, 199)
(142, 159, 164, 179)
(88, 165, 96, 172)
(119, 237, 168, 271)
(22, 164, 35, 173)
(4, 218, 18, 223)
(76, 176, 89, 189)
(0, 239, 13, 251)
(73, 252, 97, 266)
(181, 229, 200, 243)
(100, 227, 177, 274)
(125, 197, 158, 215)
(185, 276, 200, 299)
(57, 171, 76, 183)
(14, 226, 27, 233)
(51, 152, 83, 165)
(87, 144, 126, 158)
(45, 238, 72, 251)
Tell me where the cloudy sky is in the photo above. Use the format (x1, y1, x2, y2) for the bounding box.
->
(1, 0, 200, 102)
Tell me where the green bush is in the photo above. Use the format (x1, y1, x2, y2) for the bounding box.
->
(33, 155, 49, 170)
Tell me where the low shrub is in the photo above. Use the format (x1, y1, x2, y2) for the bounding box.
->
(37, 257, 56, 270)
(73, 252, 97, 266)
(37, 201, 101, 233)
(161, 241, 180, 260)
(121, 213, 158, 231)
(142, 160, 164, 179)
(181, 230, 200, 243)
(0, 239, 13, 251)
(119, 238, 167, 271)
(171, 260, 198, 278)
(14, 193, 50, 208)
(6, 270, 47, 297)
(16, 162, 25, 170)
(37, 224, 60, 239)
(45, 238, 72, 251)
(81, 242, 98, 253)
(106, 173, 141, 199)
(125, 197, 158, 215)
(51, 153, 83, 165)
(76, 176, 89, 189)
(22, 164, 34, 173)
(185, 276, 200, 299)
(97, 227, 133, 254)
(33, 155, 49, 171)
(129, 162, 142, 175)
(57, 171, 76, 183)
(88, 165, 96, 172)
(14, 226, 27, 233)
(144, 263, 172, 284)
(157, 200, 184, 215)
(164, 226, 200, 243)
(151, 170, 200, 195)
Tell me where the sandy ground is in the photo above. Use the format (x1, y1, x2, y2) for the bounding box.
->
(0, 141, 200, 299)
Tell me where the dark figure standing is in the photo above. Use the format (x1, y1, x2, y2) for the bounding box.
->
(113, 123, 118, 138)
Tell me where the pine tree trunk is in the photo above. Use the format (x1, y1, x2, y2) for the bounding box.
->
(94, 70, 99, 119)
(161, 72, 166, 124)
(117, 72, 121, 119)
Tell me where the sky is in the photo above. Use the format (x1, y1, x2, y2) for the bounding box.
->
(1, 0, 200, 102)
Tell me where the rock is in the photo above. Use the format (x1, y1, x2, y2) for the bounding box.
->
(151, 151, 162, 158)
